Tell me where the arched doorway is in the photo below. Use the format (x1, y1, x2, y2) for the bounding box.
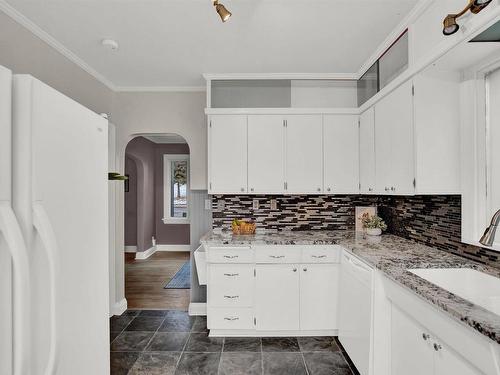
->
(123, 134, 191, 310)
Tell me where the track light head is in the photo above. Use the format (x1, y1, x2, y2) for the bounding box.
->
(471, 0, 493, 13)
(213, 0, 232, 22)
(443, 15, 460, 35)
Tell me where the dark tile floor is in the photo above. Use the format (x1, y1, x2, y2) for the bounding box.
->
(110, 309, 360, 375)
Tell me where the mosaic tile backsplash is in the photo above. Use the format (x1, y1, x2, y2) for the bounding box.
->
(212, 194, 500, 269)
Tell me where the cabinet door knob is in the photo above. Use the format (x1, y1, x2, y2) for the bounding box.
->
(391, 186, 395, 191)
(303, 268, 307, 272)
(292, 268, 297, 272)
(385, 187, 389, 191)
(317, 188, 321, 192)
(250, 188, 254, 192)
(241, 188, 245, 192)
(368, 188, 373, 192)
(422, 333, 430, 341)
(327, 188, 331, 192)
(433, 343, 442, 351)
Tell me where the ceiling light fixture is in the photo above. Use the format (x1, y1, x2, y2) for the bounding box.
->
(101, 39, 119, 51)
(213, 0, 232, 22)
(443, 0, 492, 36)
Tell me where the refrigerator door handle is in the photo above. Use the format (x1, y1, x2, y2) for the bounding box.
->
(33, 202, 59, 375)
(0, 203, 30, 375)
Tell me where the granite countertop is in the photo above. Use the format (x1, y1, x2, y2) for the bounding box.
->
(201, 230, 500, 344)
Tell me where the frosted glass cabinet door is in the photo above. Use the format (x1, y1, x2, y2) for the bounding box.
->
(323, 115, 359, 194)
(209, 115, 248, 194)
(359, 108, 376, 194)
(285, 115, 323, 194)
(248, 115, 285, 194)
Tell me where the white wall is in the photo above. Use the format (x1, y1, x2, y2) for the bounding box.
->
(110, 91, 207, 309)
(111, 91, 207, 189)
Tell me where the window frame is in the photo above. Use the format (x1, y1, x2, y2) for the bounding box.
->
(162, 154, 190, 224)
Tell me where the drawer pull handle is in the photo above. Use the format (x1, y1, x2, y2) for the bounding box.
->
(223, 273, 239, 277)
(312, 255, 327, 259)
(224, 295, 239, 299)
(224, 317, 239, 321)
(223, 255, 239, 259)
(422, 333, 430, 341)
(433, 343, 442, 351)
(269, 255, 285, 259)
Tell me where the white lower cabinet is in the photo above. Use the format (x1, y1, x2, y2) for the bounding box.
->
(391, 304, 434, 375)
(206, 245, 340, 335)
(255, 264, 300, 331)
(300, 263, 339, 330)
(391, 304, 483, 375)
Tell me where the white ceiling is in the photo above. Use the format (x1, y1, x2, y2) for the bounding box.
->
(3, 0, 418, 89)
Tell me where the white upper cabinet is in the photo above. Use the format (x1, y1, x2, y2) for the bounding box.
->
(323, 115, 359, 194)
(413, 71, 460, 194)
(209, 115, 247, 194)
(359, 108, 376, 194)
(375, 80, 414, 195)
(248, 115, 285, 194)
(285, 115, 323, 194)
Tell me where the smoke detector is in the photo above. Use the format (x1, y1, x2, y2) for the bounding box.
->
(101, 39, 119, 51)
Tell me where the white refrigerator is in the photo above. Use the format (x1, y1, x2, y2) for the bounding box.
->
(1, 68, 111, 374)
(0, 66, 31, 375)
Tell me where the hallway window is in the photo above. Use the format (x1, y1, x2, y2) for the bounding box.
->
(163, 154, 189, 223)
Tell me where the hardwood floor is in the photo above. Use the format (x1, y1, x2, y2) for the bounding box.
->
(125, 251, 190, 310)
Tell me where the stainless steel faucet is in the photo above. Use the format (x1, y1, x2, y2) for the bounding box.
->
(479, 209, 500, 247)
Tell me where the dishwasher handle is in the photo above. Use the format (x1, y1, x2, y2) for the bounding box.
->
(343, 252, 373, 275)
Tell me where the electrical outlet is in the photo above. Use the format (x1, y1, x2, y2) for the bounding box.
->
(205, 199, 212, 210)
(217, 200, 225, 209)
(270, 199, 277, 210)
(253, 199, 260, 210)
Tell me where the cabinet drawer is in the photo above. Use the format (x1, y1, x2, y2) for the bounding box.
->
(255, 246, 301, 263)
(301, 246, 341, 263)
(208, 307, 254, 330)
(207, 247, 254, 263)
(208, 264, 254, 307)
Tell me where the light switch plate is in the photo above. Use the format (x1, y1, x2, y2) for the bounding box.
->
(205, 199, 212, 210)
(253, 199, 259, 210)
(270, 199, 277, 210)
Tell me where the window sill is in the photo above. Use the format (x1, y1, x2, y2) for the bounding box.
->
(162, 218, 190, 225)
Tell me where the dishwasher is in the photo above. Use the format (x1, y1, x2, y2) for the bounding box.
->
(338, 251, 373, 375)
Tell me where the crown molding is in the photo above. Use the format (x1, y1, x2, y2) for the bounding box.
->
(203, 73, 358, 81)
(115, 86, 206, 93)
(0, 0, 118, 91)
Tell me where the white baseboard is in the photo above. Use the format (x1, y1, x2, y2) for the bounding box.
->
(156, 244, 191, 252)
(210, 329, 338, 337)
(112, 298, 128, 316)
(188, 303, 207, 316)
(135, 246, 157, 260)
(124, 245, 137, 253)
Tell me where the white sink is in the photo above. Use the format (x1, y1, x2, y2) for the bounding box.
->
(409, 268, 500, 316)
